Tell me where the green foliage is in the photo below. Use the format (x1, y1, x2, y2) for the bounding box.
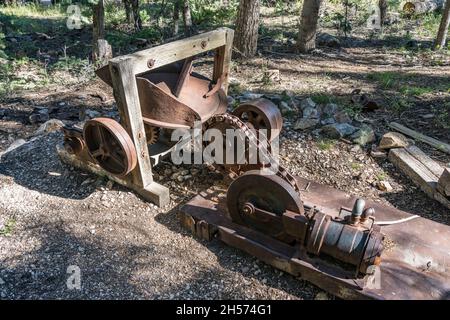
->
(317, 138, 336, 151)
(190, 0, 238, 26)
(367, 72, 397, 89)
(0, 218, 16, 237)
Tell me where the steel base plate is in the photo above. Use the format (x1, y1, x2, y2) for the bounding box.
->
(179, 177, 450, 300)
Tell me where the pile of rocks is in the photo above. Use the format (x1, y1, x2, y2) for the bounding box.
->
(233, 92, 376, 147)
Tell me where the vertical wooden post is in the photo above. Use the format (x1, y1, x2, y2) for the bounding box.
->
(109, 57, 169, 207)
(213, 28, 234, 94)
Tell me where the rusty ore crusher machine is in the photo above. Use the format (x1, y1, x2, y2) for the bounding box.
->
(58, 28, 450, 300)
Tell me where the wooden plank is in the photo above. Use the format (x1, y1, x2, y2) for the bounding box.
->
(390, 122, 450, 154)
(406, 145, 444, 178)
(389, 148, 437, 197)
(110, 28, 231, 75)
(437, 168, 450, 197)
(213, 28, 234, 94)
(109, 56, 169, 206)
(389, 148, 450, 209)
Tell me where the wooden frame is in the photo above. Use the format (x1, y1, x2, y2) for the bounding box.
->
(106, 28, 234, 207)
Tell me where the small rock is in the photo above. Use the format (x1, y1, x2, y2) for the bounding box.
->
(171, 172, 181, 180)
(279, 101, 293, 116)
(376, 180, 393, 192)
(241, 91, 263, 101)
(300, 98, 316, 110)
(321, 123, 357, 139)
(370, 150, 387, 159)
(334, 111, 351, 123)
(351, 124, 375, 146)
(323, 103, 338, 116)
(177, 175, 184, 182)
(85, 109, 101, 119)
(379, 132, 409, 150)
(350, 145, 362, 153)
(421, 114, 434, 119)
(29, 109, 49, 124)
(302, 106, 320, 119)
(315, 292, 330, 300)
(34, 119, 64, 135)
(105, 180, 114, 190)
(180, 169, 189, 176)
(294, 118, 319, 130)
(321, 117, 336, 125)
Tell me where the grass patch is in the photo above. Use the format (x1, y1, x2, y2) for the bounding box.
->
(350, 162, 361, 170)
(376, 172, 387, 181)
(317, 138, 336, 151)
(311, 94, 335, 104)
(399, 85, 433, 96)
(0, 218, 16, 237)
(367, 72, 397, 89)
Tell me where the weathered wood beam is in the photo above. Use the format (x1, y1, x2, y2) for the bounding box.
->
(390, 122, 450, 154)
(110, 28, 232, 75)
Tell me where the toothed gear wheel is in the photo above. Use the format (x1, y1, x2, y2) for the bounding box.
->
(145, 125, 160, 145)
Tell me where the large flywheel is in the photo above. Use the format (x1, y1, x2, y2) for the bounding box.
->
(226, 170, 304, 242)
(83, 118, 137, 176)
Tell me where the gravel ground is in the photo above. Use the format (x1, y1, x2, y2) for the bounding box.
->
(0, 132, 322, 299)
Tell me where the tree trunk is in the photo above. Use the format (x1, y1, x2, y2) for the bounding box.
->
(123, 0, 142, 30)
(131, 0, 142, 30)
(234, 0, 261, 58)
(173, 0, 180, 36)
(182, 0, 194, 36)
(298, 0, 323, 53)
(379, 0, 387, 32)
(124, 0, 133, 23)
(93, 0, 112, 64)
(435, 0, 450, 49)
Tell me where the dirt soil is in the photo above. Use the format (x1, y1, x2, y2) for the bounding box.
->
(1, 31, 450, 299)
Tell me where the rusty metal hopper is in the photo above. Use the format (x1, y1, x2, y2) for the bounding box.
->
(96, 60, 227, 129)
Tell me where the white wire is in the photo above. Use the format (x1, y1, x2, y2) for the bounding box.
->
(374, 215, 420, 226)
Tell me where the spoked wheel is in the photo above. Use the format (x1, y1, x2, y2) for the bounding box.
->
(83, 118, 137, 176)
(226, 170, 303, 242)
(232, 98, 283, 141)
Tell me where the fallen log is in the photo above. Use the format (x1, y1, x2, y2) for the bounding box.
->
(389, 122, 450, 154)
(403, 0, 444, 15)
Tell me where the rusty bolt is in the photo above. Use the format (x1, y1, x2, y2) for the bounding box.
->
(147, 59, 155, 69)
(141, 150, 146, 158)
(201, 40, 208, 49)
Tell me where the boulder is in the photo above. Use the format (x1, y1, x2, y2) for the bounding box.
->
(302, 106, 320, 119)
(317, 33, 341, 48)
(321, 123, 358, 139)
(334, 110, 352, 123)
(351, 124, 375, 146)
(379, 132, 409, 149)
(300, 97, 316, 110)
(294, 118, 319, 130)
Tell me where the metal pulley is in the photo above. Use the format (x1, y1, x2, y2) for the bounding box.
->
(83, 118, 137, 176)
